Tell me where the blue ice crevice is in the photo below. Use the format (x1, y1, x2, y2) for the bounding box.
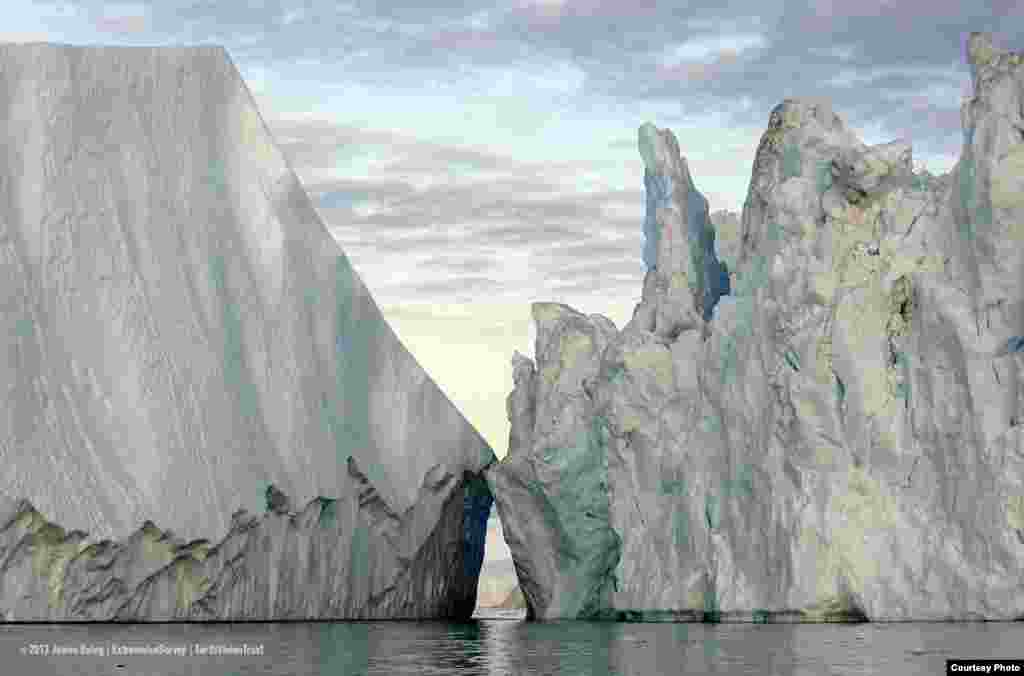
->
(684, 179, 731, 322)
(461, 473, 493, 581)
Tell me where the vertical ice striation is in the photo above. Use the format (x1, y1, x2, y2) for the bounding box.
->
(0, 44, 494, 621)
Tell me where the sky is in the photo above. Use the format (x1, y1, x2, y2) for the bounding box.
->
(3, 1, 1019, 563)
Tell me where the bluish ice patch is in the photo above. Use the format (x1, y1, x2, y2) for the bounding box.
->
(704, 492, 720, 530)
(673, 506, 690, 548)
(977, 199, 994, 230)
(683, 177, 730, 321)
(835, 373, 847, 404)
(318, 190, 368, 210)
(964, 124, 975, 146)
(659, 470, 687, 496)
(322, 255, 382, 475)
(642, 169, 673, 270)
(319, 498, 337, 528)
(720, 335, 739, 386)
(349, 522, 370, 601)
(605, 363, 626, 385)
(461, 474, 493, 580)
(731, 299, 757, 340)
(303, 287, 320, 307)
(784, 348, 801, 372)
(728, 464, 755, 499)
(816, 159, 834, 194)
(210, 254, 260, 423)
(700, 414, 721, 433)
(782, 144, 802, 181)
(638, 122, 660, 171)
(959, 154, 978, 241)
(703, 582, 721, 623)
(735, 255, 769, 298)
(537, 414, 621, 617)
(204, 159, 228, 196)
(14, 317, 33, 339)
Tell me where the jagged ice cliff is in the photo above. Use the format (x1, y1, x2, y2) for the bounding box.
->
(488, 32, 1024, 622)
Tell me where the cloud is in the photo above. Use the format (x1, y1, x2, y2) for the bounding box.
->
(662, 32, 768, 64)
(655, 50, 742, 83)
(0, 31, 54, 42)
(94, 2, 148, 33)
(808, 44, 857, 61)
(428, 27, 500, 50)
(39, 0, 1021, 172)
(32, 0, 1019, 305)
(825, 64, 963, 89)
(406, 276, 508, 298)
(420, 255, 497, 274)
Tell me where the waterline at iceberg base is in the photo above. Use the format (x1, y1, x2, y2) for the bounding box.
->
(0, 44, 494, 621)
(487, 32, 1024, 622)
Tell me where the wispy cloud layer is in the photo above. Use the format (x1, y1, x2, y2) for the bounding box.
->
(8, 0, 1016, 456)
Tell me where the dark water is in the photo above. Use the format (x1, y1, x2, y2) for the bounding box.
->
(0, 611, 1020, 675)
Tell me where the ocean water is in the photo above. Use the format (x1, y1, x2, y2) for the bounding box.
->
(1, 611, 1020, 675)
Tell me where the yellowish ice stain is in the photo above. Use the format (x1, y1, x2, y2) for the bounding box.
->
(990, 145, 1024, 241)
(531, 302, 567, 325)
(798, 525, 843, 607)
(802, 593, 855, 621)
(669, 271, 691, 293)
(539, 363, 560, 385)
(240, 103, 277, 167)
(538, 330, 593, 385)
(15, 510, 90, 610)
(758, 108, 801, 154)
(620, 409, 644, 434)
(15, 507, 43, 531)
(795, 466, 900, 607)
(780, 106, 804, 129)
(181, 540, 211, 563)
(815, 336, 833, 385)
(141, 523, 177, 566)
(715, 216, 740, 247)
(174, 558, 212, 612)
(794, 395, 817, 423)
(811, 271, 837, 305)
(1007, 495, 1024, 530)
(560, 333, 594, 370)
(828, 465, 899, 594)
(32, 525, 71, 609)
(970, 38, 997, 67)
(623, 343, 674, 390)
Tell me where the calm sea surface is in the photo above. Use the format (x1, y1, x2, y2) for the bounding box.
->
(0, 610, 1020, 675)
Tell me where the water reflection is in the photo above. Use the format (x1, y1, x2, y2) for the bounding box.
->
(0, 618, 1019, 675)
